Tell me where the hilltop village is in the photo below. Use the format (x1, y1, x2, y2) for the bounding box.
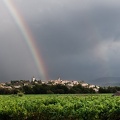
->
(0, 77, 100, 94)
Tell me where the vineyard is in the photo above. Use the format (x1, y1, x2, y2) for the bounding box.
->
(0, 94, 120, 120)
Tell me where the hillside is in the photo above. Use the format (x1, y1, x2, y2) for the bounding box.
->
(89, 77, 120, 87)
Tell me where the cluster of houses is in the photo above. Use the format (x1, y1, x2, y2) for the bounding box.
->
(0, 77, 100, 92)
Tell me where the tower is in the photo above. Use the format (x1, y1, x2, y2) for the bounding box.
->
(32, 76, 36, 82)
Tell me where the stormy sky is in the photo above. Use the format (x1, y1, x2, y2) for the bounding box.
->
(1, 0, 120, 82)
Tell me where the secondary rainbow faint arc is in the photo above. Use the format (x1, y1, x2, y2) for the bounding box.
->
(4, 0, 48, 80)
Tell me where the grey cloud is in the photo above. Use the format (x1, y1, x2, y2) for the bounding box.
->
(17, 0, 120, 80)
(1, 0, 120, 82)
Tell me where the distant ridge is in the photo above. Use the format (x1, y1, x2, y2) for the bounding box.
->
(89, 77, 120, 87)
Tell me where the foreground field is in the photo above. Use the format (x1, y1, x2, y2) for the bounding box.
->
(0, 94, 120, 120)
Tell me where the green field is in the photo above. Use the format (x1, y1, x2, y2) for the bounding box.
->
(0, 94, 120, 120)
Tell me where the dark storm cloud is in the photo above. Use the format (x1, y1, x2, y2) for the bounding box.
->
(1, 0, 120, 82)
(35, 1, 120, 80)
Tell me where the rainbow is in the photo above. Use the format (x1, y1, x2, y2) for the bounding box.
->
(3, 0, 48, 80)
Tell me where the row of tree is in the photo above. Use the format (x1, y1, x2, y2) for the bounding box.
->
(0, 84, 120, 94)
(99, 86, 120, 93)
(22, 84, 96, 94)
(0, 84, 95, 94)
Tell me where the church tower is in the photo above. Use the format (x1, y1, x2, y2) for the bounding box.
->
(32, 76, 36, 82)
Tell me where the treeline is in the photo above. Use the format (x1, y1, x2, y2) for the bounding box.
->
(0, 84, 95, 94)
(99, 86, 120, 93)
(0, 84, 120, 94)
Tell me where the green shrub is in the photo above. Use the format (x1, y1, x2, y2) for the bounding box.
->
(17, 92, 24, 97)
